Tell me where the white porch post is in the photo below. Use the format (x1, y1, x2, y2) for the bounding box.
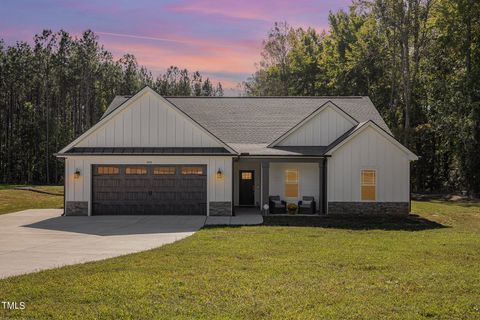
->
(261, 161, 269, 215)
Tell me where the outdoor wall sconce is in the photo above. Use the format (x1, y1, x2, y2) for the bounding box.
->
(74, 169, 81, 179)
(216, 168, 223, 179)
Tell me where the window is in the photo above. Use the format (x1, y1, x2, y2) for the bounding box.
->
(97, 166, 119, 175)
(285, 169, 299, 198)
(181, 167, 203, 175)
(126, 167, 147, 175)
(154, 167, 176, 175)
(241, 172, 253, 180)
(361, 170, 376, 201)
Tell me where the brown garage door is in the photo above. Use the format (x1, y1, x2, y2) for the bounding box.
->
(92, 164, 207, 215)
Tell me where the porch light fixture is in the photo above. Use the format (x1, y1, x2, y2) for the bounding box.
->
(216, 168, 223, 179)
(74, 169, 81, 179)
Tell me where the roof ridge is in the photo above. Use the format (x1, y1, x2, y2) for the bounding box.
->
(165, 96, 366, 99)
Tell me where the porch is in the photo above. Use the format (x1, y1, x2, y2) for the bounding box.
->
(232, 157, 328, 216)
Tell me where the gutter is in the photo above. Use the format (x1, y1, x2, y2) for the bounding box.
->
(54, 153, 235, 157)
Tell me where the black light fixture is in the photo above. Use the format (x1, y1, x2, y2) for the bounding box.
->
(216, 168, 223, 179)
(74, 169, 81, 179)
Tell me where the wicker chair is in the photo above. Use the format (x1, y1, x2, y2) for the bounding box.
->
(269, 196, 286, 214)
(297, 196, 316, 214)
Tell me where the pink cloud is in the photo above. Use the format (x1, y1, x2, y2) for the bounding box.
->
(95, 31, 259, 52)
(169, 0, 311, 22)
(101, 37, 258, 80)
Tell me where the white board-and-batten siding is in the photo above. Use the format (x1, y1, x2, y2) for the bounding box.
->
(63, 89, 233, 216)
(65, 156, 233, 216)
(77, 94, 221, 148)
(328, 126, 410, 202)
(277, 105, 354, 146)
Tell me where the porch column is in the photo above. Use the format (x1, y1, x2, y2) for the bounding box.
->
(261, 161, 269, 214)
(318, 158, 327, 214)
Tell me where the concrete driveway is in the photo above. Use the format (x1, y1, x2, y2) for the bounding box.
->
(0, 209, 206, 279)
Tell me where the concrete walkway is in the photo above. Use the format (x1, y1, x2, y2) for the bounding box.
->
(205, 214, 263, 226)
(0, 210, 205, 279)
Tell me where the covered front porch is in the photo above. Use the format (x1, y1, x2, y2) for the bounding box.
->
(232, 157, 328, 216)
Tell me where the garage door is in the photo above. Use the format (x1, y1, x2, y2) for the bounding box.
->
(92, 164, 207, 215)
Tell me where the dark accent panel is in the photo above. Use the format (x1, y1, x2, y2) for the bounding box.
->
(92, 164, 207, 215)
(239, 170, 255, 205)
(67, 147, 230, 155)
(65, 201, 88, 216)
(239, 157, 329, 163)
(271, 146, 328, 155)
(209, 201, 232, 216)
(328, 202, 409, 215)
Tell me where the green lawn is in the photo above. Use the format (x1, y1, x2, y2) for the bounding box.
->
(1, 201, 480, 319)
(0, 185, 63, 215)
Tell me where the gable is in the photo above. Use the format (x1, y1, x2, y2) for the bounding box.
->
(326, 122, 418, 161)
(59, 87, 235, 154)
(273, 102, 357, 147)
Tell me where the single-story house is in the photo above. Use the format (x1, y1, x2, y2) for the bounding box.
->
(56, 86, 417, 216)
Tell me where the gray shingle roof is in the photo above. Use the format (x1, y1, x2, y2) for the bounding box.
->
(229, 144, 328, 156)
(167, 97, 391, 144)
(101, 95, 131, 120)
(99, 93, 392, 156)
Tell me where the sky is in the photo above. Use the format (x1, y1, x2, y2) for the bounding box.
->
(1, 0, 351, 95)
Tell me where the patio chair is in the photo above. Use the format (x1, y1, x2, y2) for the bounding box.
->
(269, 196, 286, 214)
(298, 196, 316, 214)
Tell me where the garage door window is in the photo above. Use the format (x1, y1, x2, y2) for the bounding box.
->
(154, 167, 176, 175)
(181, 167, 203, 175)
(126, 167, 147, 175)
(97, 166, 119, 175)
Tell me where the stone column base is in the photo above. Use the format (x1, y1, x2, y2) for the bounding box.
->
(328, 202, 409, 215)
(209, 201, 232, 216)
(65, 201, 88, 216)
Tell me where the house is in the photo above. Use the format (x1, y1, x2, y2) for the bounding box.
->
(56, 86, 418, 216)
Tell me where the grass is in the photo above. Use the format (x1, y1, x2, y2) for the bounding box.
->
(0, 200, 479, 319)
(0, 185, 63, 215)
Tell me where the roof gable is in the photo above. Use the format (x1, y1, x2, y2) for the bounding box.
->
(58, 87, 236, 154)
(325, 121, 418, 161)
(268, 101, 358, 147)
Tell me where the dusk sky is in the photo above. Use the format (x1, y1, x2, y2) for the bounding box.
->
(1, 0, 351, 95)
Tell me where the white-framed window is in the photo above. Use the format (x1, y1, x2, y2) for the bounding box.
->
(361, 169, 376, 201)
(285, 169, 299, 198)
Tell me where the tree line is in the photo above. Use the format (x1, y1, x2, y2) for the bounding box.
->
(244, 0, 480, 194)
(0, 30, 223, 184)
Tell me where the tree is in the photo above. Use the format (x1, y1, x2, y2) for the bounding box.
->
(244, 0, 480, 194)
(0, 30, 224, 184)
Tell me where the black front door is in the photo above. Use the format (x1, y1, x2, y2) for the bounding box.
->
(239, 170, 255, 206)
